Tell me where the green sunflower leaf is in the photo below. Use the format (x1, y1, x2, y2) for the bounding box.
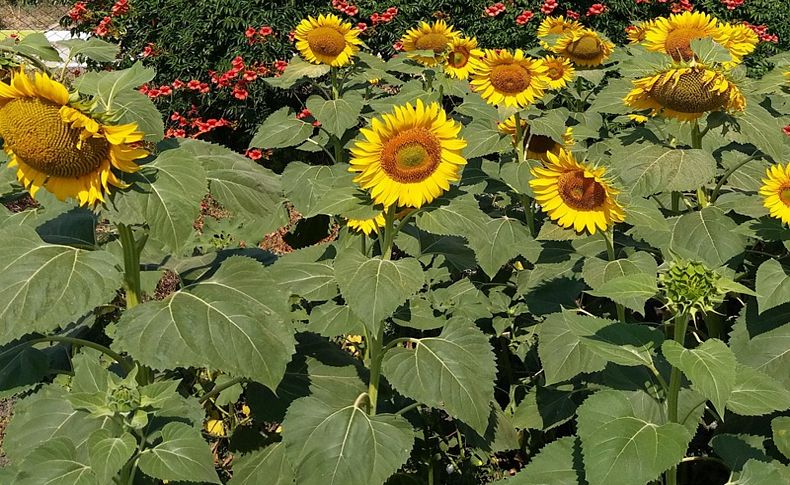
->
(138, 422, 220, 484)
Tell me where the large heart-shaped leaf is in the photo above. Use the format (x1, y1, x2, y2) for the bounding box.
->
(15, 437, 96, 485)
(382, 321, 496, 434)
(612, 145, 716, 197)
(669, 207, 746, 267)
(228, 442, 294, 485)
(138, 422, 220, 484)
(755, 259, 790, 315)
(250, 107, 314, 149)
(115, 257, 294, 390)
(577, 390, 692, 485)
(467, 217, 540, 277)
(493, 436, 581, 484)
(0, 227, 122, 345)
(334, 251, 424, 333)
(306, 93, 363, 137)
(538, 312, 610, 385)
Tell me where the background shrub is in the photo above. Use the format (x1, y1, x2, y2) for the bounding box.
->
(67, 0, 790, 149)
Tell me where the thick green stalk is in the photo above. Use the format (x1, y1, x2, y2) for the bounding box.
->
(710, 153, 759, 203)
(665, 312, 690, 485)
(513, 113, 536, 236)
(691, 121, 708, 208)
(22, 335, 133, 373)
(117, 224, 145, 309)
(604, 229, 626, 322)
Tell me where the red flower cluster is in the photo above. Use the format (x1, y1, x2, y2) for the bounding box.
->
(587, 3, 607, 16)
(166, 109, 233, 139)
(516, 10, 534, 25)
(332, 0, 358, 17)
(485, 3, 506, 17)
(670, 0, 693, 13)
(744, 22, 779, 43)
(566, 9, 580, 20)
(68, 1, 88, 23)
(392, 41, 403, 51)
(111, 0, 129, 16)
(245, 25, 274, 44)
(541, 0, 558, 15)
(141, 42, 156, 58)
(273, 60, 288, 73)
(94, 16, 113, 37)
(371, 7, 398, 25)
(720, 0, 744, 9)
(296, 108, 321, 127)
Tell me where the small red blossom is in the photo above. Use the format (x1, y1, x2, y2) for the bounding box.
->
(259, 26, 273, 36)
(273, 60, 288, 72)
(245, 26, 257, 38)
(721, 0, 743, 9)
(312, 120, 322, 127)
(68, 1, 88, 23)
(111, 0, 129, 16)
(783, 125, 790, 137)
(393, 41, 403, 51)
(172, 79, 184, 89)
(142, 42, 156, 58)
(356, 22, 367, 32)
(587, 3, 607, 16)
(158, 85, 173, 96)
(670, 0, 693, 12)
(566, 9, 580, 20)
(94, 16, 113, 37)
(516, 10, 533, 25)
(187, 79, 202, 90)
(541, 0, 558, 15)
(232, 84, 249, 100)
(245, 148, 263, 160)
(485, 2, 506, 17)
(296, 108, 312, 120)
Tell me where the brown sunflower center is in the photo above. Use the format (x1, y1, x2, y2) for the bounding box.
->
(380, 128, 442, 183)
(651, 69, 727, 114)
(664, 28, 703, 62)
(547, 65, 564, 80)
(557, 170, 606, 210)
(780, 187, 790, 206)
(527, 134, 559, 155)
(490, 64, 532, 94)
(568, 35, 603, 60)
(0, 98, 109, 178)
(306, 26, 348, 57)
(415, 33, 450, 53)
(448, 48, 470, 68)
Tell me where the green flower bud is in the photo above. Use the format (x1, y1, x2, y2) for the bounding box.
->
(659, 260, 725, 317)
(107, 384, 141, 413)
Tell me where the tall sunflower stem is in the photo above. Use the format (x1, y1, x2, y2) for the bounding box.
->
(710, 152, 759, 203)
(665, 311, 691, 485)
(330, 67, 341, 99)
(21, 335, 133, 374)
(671, 191, 681, 213)
(519, 194, 536, 238)
(604, 228, 627, 321)
(117, 223, 146, 309)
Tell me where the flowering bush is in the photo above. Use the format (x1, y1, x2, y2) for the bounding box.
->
(0, 3, 789, 485)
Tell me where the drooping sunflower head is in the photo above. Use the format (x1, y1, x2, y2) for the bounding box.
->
(537, 15, 583, 49)
(551, 29, 614, 67)
(626, 20, 656, 44)
(400, 20, 460, 66)
(294, 14, 362, 67)
(530, 149, 624, 234)
(713, 23, 759, 67)
(542, 55, 575, 90)
(759, 163, 790, 226)
(349, 100, 467, 209)
(624, 65, 745, 122)
(0, 68, 148, 206)
(470, 49, 549, 107)
(497, 116, 573, 162)
(347, 212, 387, 235)
(443, 36, 484, 80)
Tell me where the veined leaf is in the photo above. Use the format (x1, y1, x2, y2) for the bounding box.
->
(611, 145, 716, 197)
(669, 207, 746, 267)
(467, 217, 540, 278)
(726, 364, 790, 416)
(772, 416, 790, 460)
(577, 389, 693, 485)
(382, 321, 496, 434)
(334, 251, 424, 333)
(662, 339, 737, 418)
(228, 442, 294, 485)
(755, 259, 790, 315)
(538, 312, 610, 385)
(462, 121, 512, 159)
(306, 93, 363, 137)
(59, 38, 120, 62)
(250, 107, 314, 149)
(582, 323, 663, 368)
(493, 437, 581, 484)
(115, 257, 294, 390)
(0, 227, 122, 345)
(15, 33, 61, 62)
(729, 302, 790, 386)
(87, 429, 136, 484)
(16, 437, 96, 485)
(138, 422, 220, 484)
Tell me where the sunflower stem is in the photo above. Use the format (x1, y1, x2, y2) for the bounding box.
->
(665, 311, 690, 485)
(519, 194, 536, 238)
(604, 228, 627, 322)
(710, 152, 760, 203)
(199, 376, 248, 404)
(671, 191, 681, 213)
(366, 324, 385, 416)
(117, 223, 145, 309)
(330, 67, 340, 99)
(22, 335, 133, 373)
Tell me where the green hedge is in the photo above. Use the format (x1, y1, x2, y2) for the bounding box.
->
(67, 0, 790, 149)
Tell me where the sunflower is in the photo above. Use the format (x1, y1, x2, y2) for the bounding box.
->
(537, 15, 583, 49)
(759, 163, 790, 225)
(443, 36, 484, 79)
(470, 49, 549, 107)
(552, 29, 614, 67)
(349, 100, 467, 208)
(400, 20, 460, 66)
(0, 68, 147, 206)
(714, 23, 759, 67)
(497, 116, 574, 162)
(626, 20, 656, 44)
(530, 149, 625, 234)
(294, 14, 362, 67)
(624, 65, 745, 122)
(628, 114, 650, 124)
(543, 55, 575, 90)
(347, 212, 386, 235)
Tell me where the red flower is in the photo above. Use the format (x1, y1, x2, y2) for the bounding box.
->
(147, 88, 161, 99)
(243, 70, 258, 82)
(142, 43, 156, 58)
(94, 16, 113, 37)
(296, 108, 312, 120)
(199, 83, 210, 94)
(187, 79, 202, 90)
(485, 2, 506, 17)
(393, 41, 403, 51)
(516, 10, 533, 25)
(245, 148, 263, 160)
(540, 0, 558, 15)
(231, 55, 245, 69)
(273, 60, 288, 72)
(670, 0, 693, 13)
(111, 0, 129, 17)
(245, 26, 257, 38)
(587, 3, 607, 16)
(566, 9, 580, 20)
(312, 120, 322, 127)
(721, 0, 743, 9)
(344, 5, 358, 16)
(158, 85, 173, 96)
(783, 125, 790, 137)
(356, 22, 367, 32)
(259, 26, 273, 36)
(172, 79, 184, 89)
(68, 2, 88, 23)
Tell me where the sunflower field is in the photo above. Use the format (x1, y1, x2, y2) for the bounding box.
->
(1, 3, 790, 485)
